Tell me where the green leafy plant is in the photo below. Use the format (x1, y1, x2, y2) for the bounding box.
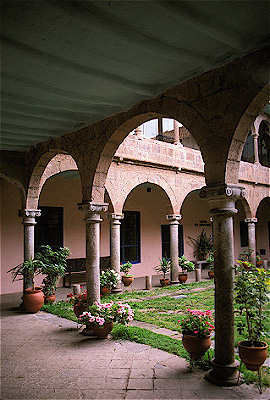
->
(238, 248, 253, 262)
(35, 245, 70, 296)
(100, 269, 120, 288)
(154, 258, 171, 278)
(179, 308, 214, 338)
(234, 264, 270, 345)
(178, 255, 195, 272)
(188, 229, 213, 260)
(206, 251, 214, 270)
(78, 301, 134, 326)
(120, 261, 133, 276)
(67, 290, 87, 307)
(8, 258, 44, 290)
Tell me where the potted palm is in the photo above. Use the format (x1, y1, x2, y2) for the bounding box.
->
(188, 229, 213, 261)
(235, 263, 270, 372)
(100, 269, 120, 295)
(8, 258, 45, 312)
(120, 261, 134, 286)
(36, 245, 70, 303)
(155, 258, 171, 286)
(178, 256, 195, 283)
(206, 251, 214, 279)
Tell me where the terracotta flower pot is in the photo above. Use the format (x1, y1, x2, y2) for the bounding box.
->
(182, 334, 211, 360)
(44, 294, 56, 304)
(208, 270, 214, 279)
(23, 287, 44, 313)
(160, 278, 170, 287)
(256, 261, 263, 267)
(91, 321, 114, 339)
(122, 276, 134, 287)
(100, 286, 111, 295)
(74, 303, 88, 318)
(238, 340, 268, 371)
(178, 273, 188, 283)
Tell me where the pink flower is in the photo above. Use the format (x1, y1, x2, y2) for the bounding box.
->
(194, 330, 198, 334)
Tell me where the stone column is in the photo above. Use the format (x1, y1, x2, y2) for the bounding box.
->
(158, 117, 163, 135)
(166, 214, 182, 283)
(110, 213, 124, 293)
(251, 130, 260, 164)
(173, 120, 180, 145)
(78, 202, 108, 305)
(134, 125, 143, 139)
(245, 217, 257, 266)
(200, 184, 246, 386)
(18, 209, 41, 290)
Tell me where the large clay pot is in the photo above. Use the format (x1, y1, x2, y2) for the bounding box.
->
(100, 286, 111, 296)
(208, 270, 214, 279)
(182, 334, 211, 360)
(122, 276, 134, 287)
(178, 273, 188, 283)
(44, 294, 56, 304)
(160, 278, 170, 287)
(91, 321, 114, 339)
(23, 287, 44, 313)
(74, 303, 88, 318)
(256, 261, 263, 267)
(238, 340, 268, 371)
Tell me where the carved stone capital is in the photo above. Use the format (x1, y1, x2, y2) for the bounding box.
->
(199, 184, 246, 201)
(245, 218, 258, 224)
(166, 214, 182, 222)
(109, 213, 124, 223)
(78, 202, 108, 214)
(18, 209, 41, 225)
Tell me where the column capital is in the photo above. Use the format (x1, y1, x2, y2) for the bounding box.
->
(199, 184, 246, 201)
(245, 217, 258, 224)
(109, 213, 124, 222)
(18, 209, 41, 225)
(78, 202, 108, 214)
(166, 214, 182, 221)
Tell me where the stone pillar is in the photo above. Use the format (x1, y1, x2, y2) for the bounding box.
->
(166, 214, 182, 283)
(78, 202, 108, 305)
(158, 117, 163, 135)
(251, 130, 260, 164)
(18, 209, 41, 290)
(110, 213, 124, 293)
(173, 120, 180, 145)
(200, 184, 246, 386)
(134, 125, 143, 139)
(245, 217, 257, 266)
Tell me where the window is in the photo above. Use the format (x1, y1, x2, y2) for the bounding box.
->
(35, 206, 63, 252)
(240, 221, 248, 247)
(258, 122, 270, 167)
(241, 131, 254, 163)
(120, 211, 140, 263)
(161, 224, 184, 259)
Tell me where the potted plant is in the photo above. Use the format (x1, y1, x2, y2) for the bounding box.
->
(178, 256, 195, 283)
(206, 251, 214, 279)
(67, 290, 88, 317)
(256, 254, 263, 267)
(100, 269, 120, 295)
(78, 300, 134, 338)
(120, 261, 134, 286)
(154, 258, 171, 286)
(188, 229, 213, 261)
(8, 258, 45, 313)
(235, 264, 270, 372)
(36, 245, 70, 303)
(179, 308, 214, 361)
(237, 248, 253, 269)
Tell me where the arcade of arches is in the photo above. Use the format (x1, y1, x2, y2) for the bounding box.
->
(1, 49, 270, 387)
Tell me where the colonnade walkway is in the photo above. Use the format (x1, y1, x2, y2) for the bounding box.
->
(1, 275, 269, 400)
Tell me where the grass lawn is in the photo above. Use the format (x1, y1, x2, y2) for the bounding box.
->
(42, 281, 269, 388)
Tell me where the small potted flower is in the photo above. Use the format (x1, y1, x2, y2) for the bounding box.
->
(256, 254, 263, 267)
(235, 263, 270, 372)
(100, 269, 120, 295)
(67, 290, 88, 317)
(178, 256, 195, 283)
(78, 300, 134, 339)
(206, 251, 214, 279)
(120, 261, 134, 286)
(154, 258, 171, 286)
(179, 308, 214, 360)
(238, 248, 253, 269)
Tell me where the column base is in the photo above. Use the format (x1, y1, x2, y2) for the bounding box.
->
(205, 360, 239, 387)
(170, 280, 179, 285)
(111, 287, 122, 293)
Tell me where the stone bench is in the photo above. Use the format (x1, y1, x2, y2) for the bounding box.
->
(63, 256, 111, 287)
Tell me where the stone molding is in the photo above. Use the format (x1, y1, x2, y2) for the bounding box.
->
(245, 217, 258, 224)
(18, 209, 41, 225)
(77, 202, 108, 214)
(166, 214, 182, 222)
(199, 184, 246, 201)
(109, 213, 124, 223)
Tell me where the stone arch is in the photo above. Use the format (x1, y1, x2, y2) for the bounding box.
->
(0, 173, 26, 209)
(235, 197, 252, 219)
(106, 174, 177, 215)
(256, 196, 270, 217)
(226, 83, 270, 184)
(26, 150, 80, 209)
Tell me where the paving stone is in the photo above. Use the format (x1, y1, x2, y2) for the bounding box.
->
(128, 378, 154, 390)
(96, 389, 126, 399)
(126, 389, 155, 399)
(130, 368, 154, 379)
(153, 389, 183, 399)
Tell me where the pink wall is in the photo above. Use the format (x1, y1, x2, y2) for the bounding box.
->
(257, 199, 270, 261)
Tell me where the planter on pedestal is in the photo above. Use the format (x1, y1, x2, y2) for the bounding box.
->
(178, 273, 188, 283)
(122, 275, 134, 287)
(91, 321, 114, 339)
(160, 278, 170, 287)
(238, 341, 268, 371)
(182, 334, 211, 360)
(100, 286, 111, 296)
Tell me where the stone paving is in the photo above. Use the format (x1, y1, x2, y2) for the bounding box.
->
(1, 289, 269, 400)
